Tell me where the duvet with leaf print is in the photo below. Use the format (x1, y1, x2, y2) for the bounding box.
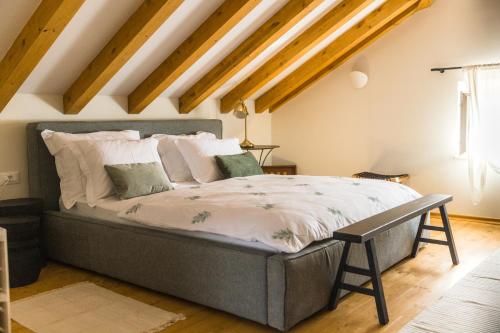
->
(117, 175, 421, 253)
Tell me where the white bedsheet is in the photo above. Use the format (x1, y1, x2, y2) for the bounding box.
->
(116, 175, 421, 253)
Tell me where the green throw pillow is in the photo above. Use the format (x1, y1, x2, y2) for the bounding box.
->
(104, 162, 173, 199)
(215, 152, 263, 178)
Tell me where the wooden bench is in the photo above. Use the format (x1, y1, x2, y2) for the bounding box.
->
(328, 194, 459, 325)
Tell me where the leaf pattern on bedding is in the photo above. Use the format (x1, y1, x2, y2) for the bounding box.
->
(244, 184, 254, 189)
(367, 196, 385, 210)
(328, 207, 343, 217)
(192, 211, 211, 224)
(125, 203, 142, 215)
(186, 195, 201, 200)
(258, 204, 275, 210)
(314, 191, 323, 196)
(272, 228, 294, 242)
(351, 182, 361, 186)
(250, 192, 267, 196)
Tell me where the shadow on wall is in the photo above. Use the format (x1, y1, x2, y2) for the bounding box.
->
(369, 146, 448, 175)
(0, 121, 30, 199)
(32, 95, 132, 114)
(34, 95, 63, 113)
(27, 95, 182, 115)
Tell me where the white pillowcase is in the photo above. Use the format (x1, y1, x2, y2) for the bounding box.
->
(152, 132, 216, 182)
(176, 138, 243, 183)
(71, 138, 163, 207)
(41, 130, 140, 209)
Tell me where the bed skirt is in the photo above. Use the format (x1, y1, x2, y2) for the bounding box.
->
(42, 210, 419, 331)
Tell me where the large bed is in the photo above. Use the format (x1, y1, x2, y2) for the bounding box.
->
(27, 120, 420, 331)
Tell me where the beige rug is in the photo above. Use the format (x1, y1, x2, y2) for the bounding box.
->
(11, 282, 185, 333)
(399, 249, 500, 332)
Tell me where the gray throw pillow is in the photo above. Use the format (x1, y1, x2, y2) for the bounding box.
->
(104, 162, 173, 199)
(215, 152, 263, 178)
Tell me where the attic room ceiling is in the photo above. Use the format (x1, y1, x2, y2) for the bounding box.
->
(0, 0, 432, 114)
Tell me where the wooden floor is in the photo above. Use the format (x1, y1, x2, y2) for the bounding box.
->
(11, 217, 500, 333)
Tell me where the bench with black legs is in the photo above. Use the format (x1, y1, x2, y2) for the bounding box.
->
(328, 194, 459, 325)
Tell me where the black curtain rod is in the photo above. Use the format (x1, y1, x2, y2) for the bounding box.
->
(430, 66, 463, 73)
(431, 62, 500, 73)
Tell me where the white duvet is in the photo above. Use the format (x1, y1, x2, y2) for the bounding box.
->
(117, 175, 421, 253)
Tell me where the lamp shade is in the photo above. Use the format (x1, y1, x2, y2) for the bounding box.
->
(233, 99, 248, 119)
(349, 71, 368, 89)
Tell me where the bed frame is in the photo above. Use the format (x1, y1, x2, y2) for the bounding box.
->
(27, 120, 420, 331)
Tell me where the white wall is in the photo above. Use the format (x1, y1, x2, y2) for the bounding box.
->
(272, 0, 500, 218)
(0, 95, 271, 199)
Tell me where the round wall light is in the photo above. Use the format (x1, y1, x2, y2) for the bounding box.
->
(349, 71, 368, 89)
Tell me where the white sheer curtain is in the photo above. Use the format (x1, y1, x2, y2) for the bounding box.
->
(464, 65, 500, 204)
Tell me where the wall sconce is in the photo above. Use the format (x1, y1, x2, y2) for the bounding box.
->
(349, 71, 368, 89)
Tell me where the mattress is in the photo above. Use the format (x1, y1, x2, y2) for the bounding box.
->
(59, 182, 279, 253)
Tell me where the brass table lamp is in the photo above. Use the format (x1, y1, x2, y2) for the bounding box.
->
(233, 99, 254, 148)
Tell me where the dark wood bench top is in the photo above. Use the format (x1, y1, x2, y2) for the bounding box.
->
(333, 194, 453, 243)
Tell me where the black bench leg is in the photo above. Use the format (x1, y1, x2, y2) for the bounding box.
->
(328, 241, 351, 310)
(365, 239, 389, 325)
(439, 205, 459, 265)
(410, 213, 428, 258)
(328, 239, 389, 325)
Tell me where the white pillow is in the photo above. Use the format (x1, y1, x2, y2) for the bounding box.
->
(152, 132, 216, 182)
(71, 138, 163, 207)
(176, 138, 243, 183)
(41, 130, 140, 209)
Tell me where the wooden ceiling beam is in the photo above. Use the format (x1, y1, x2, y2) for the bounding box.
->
(63, 0, 183, 115)
(268, 1, 425, 112)
(0, 0, 84, 112)
(255, 0, 428, 113)
(128, 0, 259, 114)
(220, 0, 373, 113)
(178, 0, 322, 114)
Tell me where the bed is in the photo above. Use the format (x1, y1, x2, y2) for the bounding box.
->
(27, 120, 420, 331)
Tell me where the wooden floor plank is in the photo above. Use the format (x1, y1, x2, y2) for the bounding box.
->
(10, 218, 500, 332)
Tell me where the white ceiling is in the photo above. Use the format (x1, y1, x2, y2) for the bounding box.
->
(0, 0, 386, 103)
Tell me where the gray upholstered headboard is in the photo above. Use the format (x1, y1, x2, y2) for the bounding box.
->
(26, 119, 223, 210)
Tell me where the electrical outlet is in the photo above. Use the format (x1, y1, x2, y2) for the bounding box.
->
(0, 171, 20, 185)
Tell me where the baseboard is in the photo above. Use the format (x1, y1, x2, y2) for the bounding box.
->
(430, 212, 500, 224)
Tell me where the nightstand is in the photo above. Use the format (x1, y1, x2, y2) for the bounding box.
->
(262, 165, 297, 175)
(0, 198, 43, 287)
(241, 145, 280, 166)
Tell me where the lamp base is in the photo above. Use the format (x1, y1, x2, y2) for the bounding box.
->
(240, 139, 254, 149)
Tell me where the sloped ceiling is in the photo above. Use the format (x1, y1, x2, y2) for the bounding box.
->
(0, 0, 429, 112)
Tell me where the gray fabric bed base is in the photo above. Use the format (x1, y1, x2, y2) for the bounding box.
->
(43, 210, 419, 331)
